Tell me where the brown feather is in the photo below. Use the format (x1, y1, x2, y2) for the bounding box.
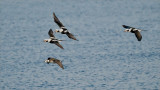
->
(122, 25, 135, 29)
(134, 31, 142, 41)
(55, 42, 64, 49)
(48, 29, 55, 38)
(53, 12, 64, 28)
(66, 33, 78, 41)
(54, 59, 64, 69)
(49, 58, 64, 69)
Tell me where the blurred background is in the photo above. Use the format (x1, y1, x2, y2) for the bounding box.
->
(0, 0, 160, 90)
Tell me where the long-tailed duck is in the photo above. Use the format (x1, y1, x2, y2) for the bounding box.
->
(44, 57, 64, 69)
(44, 29, 64, 49)
(122, 25, 143, 41)
(53, 12, 78, 41)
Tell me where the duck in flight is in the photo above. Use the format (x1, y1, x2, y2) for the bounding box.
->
(44, 57, 64, 69)
(122, 25, 144, 41)
(53, 12, 78, 41)
(44, 29, 64, 49)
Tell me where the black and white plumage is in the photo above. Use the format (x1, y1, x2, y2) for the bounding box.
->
(44, 29, 64, 49)
(122, 25, 142, 41)
(44, 57, 64, 69)
(53, 12, 78, 41)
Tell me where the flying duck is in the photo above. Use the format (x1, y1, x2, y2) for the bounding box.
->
(122, 25, 143, 41)
(53, 12, 78, 41)
(44, 57, 64, 69)
(44, 29, 64, 49)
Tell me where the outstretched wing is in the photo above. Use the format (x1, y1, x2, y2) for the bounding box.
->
(48, 29, 55, 38)
(122, 25, 135, 29)
(134, 30, 142, 41)
(54, 59, 64, 69)
(66, 33, 78, 41)
(53, 12, 64, 28)
(54, 42, 64, 49)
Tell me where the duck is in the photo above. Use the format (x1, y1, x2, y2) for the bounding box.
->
(44, 29, 64, 49)
(122, 25, 143, 41)
(44, 57, 64, 69)
(53, 12, 78, 41)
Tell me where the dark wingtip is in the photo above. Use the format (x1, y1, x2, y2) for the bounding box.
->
(49, 29, 53, 33)
(72, 38, 78, 41)
(60, 47, 64, 49)
(137, 37, 142, 41)
(70, 36, 78, 41)
(122, 25, 130, 28)
(61, 66, 64, 69)
(122, 25, 126, 27)
(53, 12, 56, 16)
(48, 57, 51, 59)
(138, 39, 142, 41)
(62, 66, 64, 69)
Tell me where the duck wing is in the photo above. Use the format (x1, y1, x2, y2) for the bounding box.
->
(122, 25, 135, 29)
(54, 59, 64, 69)
(48, 29, 55, 38)
(134, 30, 142, 41)
(53, 12, 64, 28)
(54, 42, 64, 49)
(66, 32, 78, 41)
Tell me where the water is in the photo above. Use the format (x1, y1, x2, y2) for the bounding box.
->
(0, 0, 160, 90)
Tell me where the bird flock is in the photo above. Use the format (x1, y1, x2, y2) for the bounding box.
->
(44, 12, 78, 69)
(44, 12, 146, 69)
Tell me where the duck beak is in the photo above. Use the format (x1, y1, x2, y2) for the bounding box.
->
(54, 30, 58, 33)
(43, 40, 47, 42)
(44, 60, 48, 62)
(124, 30, 127, 32)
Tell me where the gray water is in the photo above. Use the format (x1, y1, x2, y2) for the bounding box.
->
(0, 0, 160, 90)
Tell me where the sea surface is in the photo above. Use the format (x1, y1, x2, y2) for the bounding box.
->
(0, 0, 160, 90)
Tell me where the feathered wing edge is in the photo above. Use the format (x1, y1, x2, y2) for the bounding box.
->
(66, 33, 78, 41)
(54, 59, 64, 69)
(48, 29, 55, 38)
(53, 12, 64, 28)
(122, 25, 134, 29)
(54, 42, 64, 49)
(134, 31, 142, 41)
